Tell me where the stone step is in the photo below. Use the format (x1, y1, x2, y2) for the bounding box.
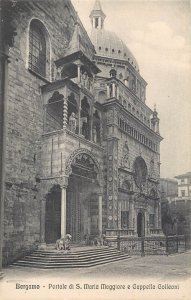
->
(31, 248, 118, 258)
(34, 246, 113, 255)
(12, 253, 130, 269)
(12, 247, 131, 269)
(22, 251, 126, 262)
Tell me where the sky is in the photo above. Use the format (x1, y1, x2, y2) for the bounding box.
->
(71, 0, 191, 179)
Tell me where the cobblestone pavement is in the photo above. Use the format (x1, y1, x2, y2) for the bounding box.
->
(2, 251, 191, 280)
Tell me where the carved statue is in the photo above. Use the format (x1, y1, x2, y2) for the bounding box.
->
(121, 142, 130, 168)
(69, 112, 76, 133)
(55, 66, 62, 80)
(56, 234, 72, 251)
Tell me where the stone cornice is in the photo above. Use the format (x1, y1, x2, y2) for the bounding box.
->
(103, 99, 163, 142)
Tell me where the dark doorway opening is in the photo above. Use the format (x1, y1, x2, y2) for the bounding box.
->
(137, 212, 145, 237)
(45, 185, 61, 244)
(66, 175, 99, 243)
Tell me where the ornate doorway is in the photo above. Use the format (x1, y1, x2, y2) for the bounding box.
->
(137, 212, 145, 237)
(66, 152, 101, 243)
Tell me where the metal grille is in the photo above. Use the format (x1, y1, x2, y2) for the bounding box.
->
(106, 235, 185, 255)
(29, 22, 46, 77)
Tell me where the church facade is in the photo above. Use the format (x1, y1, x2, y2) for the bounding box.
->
(0, 0, 163, 266)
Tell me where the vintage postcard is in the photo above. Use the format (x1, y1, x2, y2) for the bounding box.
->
(0, 0, 191, 299)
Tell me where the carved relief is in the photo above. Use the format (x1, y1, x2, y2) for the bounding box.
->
(107, 109, 114, 123)
(120, 141, 130, 169)
(65, 148, 102, 184)
(118, 171, 133, 192)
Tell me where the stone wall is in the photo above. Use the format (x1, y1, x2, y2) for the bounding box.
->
(3, 0, 79, 265)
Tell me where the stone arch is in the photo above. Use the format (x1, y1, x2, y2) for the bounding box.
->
(65, 148, 103, 187)
(46, 91, 64, 130)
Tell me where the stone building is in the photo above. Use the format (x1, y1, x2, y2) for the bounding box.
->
(160, 174, 191, 247)
(0, 0, 163, 266)
(160, 178, 178, 202)
(175, 172, 191, 198)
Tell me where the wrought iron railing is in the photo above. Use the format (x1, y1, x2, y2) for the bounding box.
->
(106, 235, 186, 255)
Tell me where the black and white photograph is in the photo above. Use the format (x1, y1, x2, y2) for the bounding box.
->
(0, 0, 191, 299)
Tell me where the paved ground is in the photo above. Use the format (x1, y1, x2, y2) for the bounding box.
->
(2, 251, 191, 280)
(1, 252, 191, 300)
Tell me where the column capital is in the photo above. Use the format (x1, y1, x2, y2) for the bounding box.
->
(60, 176, 69, 189)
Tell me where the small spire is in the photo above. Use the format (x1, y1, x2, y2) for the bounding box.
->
(153, 104, 158, 119)
(92, 0, 102, 11)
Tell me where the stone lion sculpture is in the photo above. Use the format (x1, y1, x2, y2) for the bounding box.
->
(56, 234, 72, 251)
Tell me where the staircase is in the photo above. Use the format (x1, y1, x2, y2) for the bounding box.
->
(12, 246, 131, 269)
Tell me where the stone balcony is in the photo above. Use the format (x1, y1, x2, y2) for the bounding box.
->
(40, 128, 104, 180)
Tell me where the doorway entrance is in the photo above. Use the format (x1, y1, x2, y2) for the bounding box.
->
(45, 185, 61, 244)
(66, 175, 99, 242)
(137, 212, 145, 237)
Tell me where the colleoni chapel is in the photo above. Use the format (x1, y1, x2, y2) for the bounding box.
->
(1, 0, 163, 264)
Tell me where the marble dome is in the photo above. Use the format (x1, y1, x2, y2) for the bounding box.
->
(90, 29, 139, 71)
(89, 0, 139, 71)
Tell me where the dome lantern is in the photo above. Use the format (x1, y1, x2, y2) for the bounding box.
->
(89, 0, 106, 29)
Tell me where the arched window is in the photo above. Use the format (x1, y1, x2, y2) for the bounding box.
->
(29, 19, 50, 78)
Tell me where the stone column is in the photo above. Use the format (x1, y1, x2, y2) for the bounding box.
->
(107, 85, 110, 98)
(93, 18, 95, 28)
(129, 200, 134, 229)
(77, 64, 81, 84)
(112, 82, 116, 98)
(78, 94, 82, 135)
(98, 17, 102, 29)
(61, 176, 68, 238)
(158, 201, 162, 228)
(63, 88, 68, 129)
(43, 105, 47, 132)
(98, 193, 103, 236)
(154, 203, 159, 228)
(116, 86, 119, 100)
(40, 199, 46, 245)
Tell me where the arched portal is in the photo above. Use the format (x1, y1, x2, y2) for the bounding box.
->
(137, 212, 145, 237)
(65, 150, 102, 243)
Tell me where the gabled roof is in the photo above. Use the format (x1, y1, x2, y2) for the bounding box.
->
(175, 172, 191, 179)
